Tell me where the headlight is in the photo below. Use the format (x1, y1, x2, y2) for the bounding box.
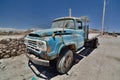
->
(37, 40, 47, 51)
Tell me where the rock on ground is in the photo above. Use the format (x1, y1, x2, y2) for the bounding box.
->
(0, 38, 26, 59)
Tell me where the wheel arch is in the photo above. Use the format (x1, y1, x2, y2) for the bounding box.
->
(58, 44, 76, 57)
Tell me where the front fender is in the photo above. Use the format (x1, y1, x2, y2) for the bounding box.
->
(45, 36, 64, 59)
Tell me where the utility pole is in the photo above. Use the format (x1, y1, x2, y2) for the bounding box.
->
(102, 0, 106, 35)
(69, 8, 72, 17)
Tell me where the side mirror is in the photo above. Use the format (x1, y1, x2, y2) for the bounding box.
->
(78, 26, 82, 29)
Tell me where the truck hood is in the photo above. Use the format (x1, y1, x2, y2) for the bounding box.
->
(28, 28, 73, 37)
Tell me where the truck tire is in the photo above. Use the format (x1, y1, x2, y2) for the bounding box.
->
(56, 49, 73, 74)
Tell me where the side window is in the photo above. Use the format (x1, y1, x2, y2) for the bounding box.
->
(76, 20, 82, 29)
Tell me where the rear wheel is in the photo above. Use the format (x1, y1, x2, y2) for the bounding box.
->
(93, 38, 98, 48)
(56, 49, 73, 74)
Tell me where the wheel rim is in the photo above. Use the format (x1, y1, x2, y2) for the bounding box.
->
(64, 51, 73, 68)
(64, 55, 72, 68)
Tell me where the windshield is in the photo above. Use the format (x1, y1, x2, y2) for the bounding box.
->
(52, 19, 75, 29)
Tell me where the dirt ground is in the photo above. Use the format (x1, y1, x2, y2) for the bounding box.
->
(0, 36, 120, 80)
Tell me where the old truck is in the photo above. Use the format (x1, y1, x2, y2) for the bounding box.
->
(24, 16, 99, 74)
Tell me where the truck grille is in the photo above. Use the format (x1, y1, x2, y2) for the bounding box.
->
(28, 40, 37, 48)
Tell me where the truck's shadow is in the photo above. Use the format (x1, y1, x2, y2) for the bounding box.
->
(28, 47, 95, 80)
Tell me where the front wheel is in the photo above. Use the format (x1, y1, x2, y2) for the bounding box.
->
(56, 49, 73, 74)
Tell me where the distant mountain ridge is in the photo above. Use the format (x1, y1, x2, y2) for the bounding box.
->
(89, 28, 100, 33)
(0, 27, 44, 32)
(0, 28, 26, 32)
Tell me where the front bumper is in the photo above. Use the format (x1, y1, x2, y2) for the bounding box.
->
(25, 53, 49, 66)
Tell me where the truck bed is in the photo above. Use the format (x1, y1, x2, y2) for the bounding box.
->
(88, 33, 100, 41)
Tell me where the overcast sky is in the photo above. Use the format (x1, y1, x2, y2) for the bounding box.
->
(0, 0, 120, 32)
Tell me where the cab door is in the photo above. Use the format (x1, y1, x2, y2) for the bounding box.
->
(74, 20, 84, 49)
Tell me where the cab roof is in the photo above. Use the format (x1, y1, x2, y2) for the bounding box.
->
(53, 17, 81, 22)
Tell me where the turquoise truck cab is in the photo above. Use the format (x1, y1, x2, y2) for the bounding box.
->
(24, 17, 98, 74)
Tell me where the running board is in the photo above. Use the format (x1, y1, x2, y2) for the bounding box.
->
(76, 47, 86, 58)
